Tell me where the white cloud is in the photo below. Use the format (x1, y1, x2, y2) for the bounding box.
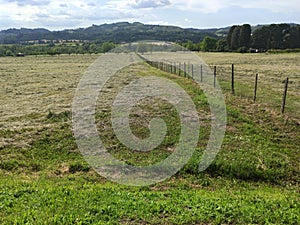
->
(0, 0, 143, 29)
(130, 0, 171, 9)
(184, 18, 192, 23)
(230, 0, 300, 12)
(172, 0, 300, 13)
(7, 0, 51, 6)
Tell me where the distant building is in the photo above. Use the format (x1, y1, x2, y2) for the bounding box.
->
(16, 53, 25, 57)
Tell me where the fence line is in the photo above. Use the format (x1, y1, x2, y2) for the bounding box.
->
(142, 58, 291, 115)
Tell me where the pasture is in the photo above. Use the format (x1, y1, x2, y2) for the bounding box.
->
(0, 53, 299, 224)
(198, 52, 300, 119)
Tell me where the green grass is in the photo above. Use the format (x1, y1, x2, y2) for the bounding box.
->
(0, 54, 299, 224)
(0, 175, 299, 225)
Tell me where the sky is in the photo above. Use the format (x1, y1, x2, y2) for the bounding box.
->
(0, 0, 299, 30)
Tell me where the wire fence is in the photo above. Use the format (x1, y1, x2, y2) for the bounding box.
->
(142, 58, 297, 119)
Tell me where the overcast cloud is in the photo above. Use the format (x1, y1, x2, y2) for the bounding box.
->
(0, 0, 299, 30)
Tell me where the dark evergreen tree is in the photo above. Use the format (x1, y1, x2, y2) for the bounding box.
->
(268, 24, 290, 49)
(230, 26, 241, 50)
(251, 26, 270, 50)
(239, 24, 251, 48)
(288, 25, 300, 48)
(227, 25, 237, 49)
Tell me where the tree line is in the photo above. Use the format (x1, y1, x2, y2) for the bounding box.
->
(181, 23, 300, 52)
(1, 23, 300, 56)
(0, 41, 117, 57)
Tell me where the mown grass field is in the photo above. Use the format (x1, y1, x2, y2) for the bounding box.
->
(0, 53, 299, 224)
(198, 52, 300, 120)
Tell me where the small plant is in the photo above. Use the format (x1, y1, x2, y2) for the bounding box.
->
(0, 160, 19, 171)
(68, 162, 90, 173)
(47, 110, 71, 122)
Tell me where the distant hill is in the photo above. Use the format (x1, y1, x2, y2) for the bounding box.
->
(0, 22, 223, 44)
(1, 22, 299, 46)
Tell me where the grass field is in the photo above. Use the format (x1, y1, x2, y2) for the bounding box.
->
(0, 53, 299, 224)
(198, 52, 300, 120)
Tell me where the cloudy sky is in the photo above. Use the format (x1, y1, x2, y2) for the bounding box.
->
(0, 0, 299, 30)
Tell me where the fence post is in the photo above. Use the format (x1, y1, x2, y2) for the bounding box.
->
(172, 62, 176, 74)
(253, 73, 258, 102)
(231, 64, 235, 95)
(179, 62, 182, 76)
(214, 66, 217, 88)
(191, 64, 194, 79)
(281, 77, 289, 114)
(200, 64, 203, 82)
(184, 62, 187, 77)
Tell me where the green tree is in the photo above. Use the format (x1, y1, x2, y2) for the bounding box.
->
(186, 40, 194, 51)
(227, 25, 237, 49)
(216, 39, 228, 52)
(288, 25, 300, 48)
(239, 24, 251, 49)
(201, 36, 217, 52)
(251, 26, 270, 49)
(101, 42, 116, 52)
(5, 49, 14, 56)
(231, 26, 241, 50)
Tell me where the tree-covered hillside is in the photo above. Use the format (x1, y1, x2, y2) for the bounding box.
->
(0, 22, 218, 44)
(1, 22, 300, 56)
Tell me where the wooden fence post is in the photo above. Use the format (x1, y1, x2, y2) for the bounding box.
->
(173, 62, 176, 74)
(191, 64, 194, 79)
(179, 62, 182, 76)
(281, 77, 289, 114)
(200, 64, 203, 82)
(184, 62, 187, 77)
(231, 64, 235, 95)
(253, 73, 258, 102)
(214, 66, 217, 88)
(172, 62, 175, 74)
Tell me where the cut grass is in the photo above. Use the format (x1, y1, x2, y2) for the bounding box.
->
(198, 52, 300, 120)
(0, 54, 299, 224)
